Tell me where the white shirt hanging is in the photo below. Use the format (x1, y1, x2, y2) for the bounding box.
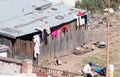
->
(33, 34, 40, 58)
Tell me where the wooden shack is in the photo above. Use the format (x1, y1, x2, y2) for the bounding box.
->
(0, 0, 89, 62)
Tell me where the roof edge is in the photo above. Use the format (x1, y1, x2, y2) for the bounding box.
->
(0, 32, 16, 39)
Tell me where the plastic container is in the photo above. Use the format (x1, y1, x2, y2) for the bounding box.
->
(108, 64, 114, 77)
(109, 64, 114, 72)
(108, 72, 113, 77)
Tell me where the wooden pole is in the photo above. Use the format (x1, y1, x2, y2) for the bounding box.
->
(106, 0, 110, 77)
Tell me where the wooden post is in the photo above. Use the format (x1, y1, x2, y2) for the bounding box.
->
(106, 0, 110, 77)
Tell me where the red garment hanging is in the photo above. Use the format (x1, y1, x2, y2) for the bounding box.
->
(61, 24, 68, 32)
(76, 11, 84, 16)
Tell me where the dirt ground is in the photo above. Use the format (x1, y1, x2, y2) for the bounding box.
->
(43, 10, 120, 76)
(44, 47, 104, 73)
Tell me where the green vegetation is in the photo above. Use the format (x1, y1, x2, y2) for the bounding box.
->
(82, 50, 106, 68)
(75, 0, 120, 13)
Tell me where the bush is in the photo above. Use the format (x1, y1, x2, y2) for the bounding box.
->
(75, 0, 104, 13)
(75, 0, 120, 13)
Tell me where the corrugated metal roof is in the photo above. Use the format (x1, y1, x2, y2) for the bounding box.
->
(0, 0, 85, 38)
(48, 0, 75, 7)
(0, 0, 50, 23)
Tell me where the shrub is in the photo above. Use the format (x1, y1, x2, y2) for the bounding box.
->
(75, 0, 119, 13)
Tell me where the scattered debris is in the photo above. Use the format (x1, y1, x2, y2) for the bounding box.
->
(62, 70, 69, 76)
(104, 8, 115, 14)
(55, 59, 62, 66)
(92, 41, 106, 48)
(73, 44, 92, 55)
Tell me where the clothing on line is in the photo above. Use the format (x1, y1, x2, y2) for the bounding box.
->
(39, 33, 44, 43)
(51, 27, 58, 39)
(76, 11, 84, 27)
(43, 29, 48, 45)
(75, 11, 88, 27)
(36, 25, 51, 34)
(33, 34, 40, 58)
(61, 24, 68, 34)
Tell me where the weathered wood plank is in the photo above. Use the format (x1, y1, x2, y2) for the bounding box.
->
(0, 20, 88, 62)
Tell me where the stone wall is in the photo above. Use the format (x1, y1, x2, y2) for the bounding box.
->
(0, 74, 36, 77)
(0, 56, 22, 74)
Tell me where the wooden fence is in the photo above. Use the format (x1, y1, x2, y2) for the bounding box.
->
(33, 65, 81, 77)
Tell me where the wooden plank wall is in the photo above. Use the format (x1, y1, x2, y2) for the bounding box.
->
(38, 21, 89, 61)
(0, 36, 12, 57)
(0, 37, 34, 60)
(12, 39, 34, 60)
(0, 21, 89, 61)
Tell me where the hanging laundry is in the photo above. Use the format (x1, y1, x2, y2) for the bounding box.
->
(51, 27, 58, 39)
(77, 11, 88, 26)
(33, 34, 40, 58)
(74, 11, 84, 28)
(61, 24, 68, 34)
(81, 14, 87, 24)
(80, 16, 85, 25)
(83, 11, 90, 25)
(43, 29, 48, 45)
(76, 16, 80, 27)
(76, 11, 84, 16)
(76, 11, 84, 26)
(36, 25, 51, 34)
(85, 15, 87, 24)
(39, 32, 44, 43)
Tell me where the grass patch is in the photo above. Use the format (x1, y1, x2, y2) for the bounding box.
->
(83, 50, 106, 68)
(82, 52, 106, 77)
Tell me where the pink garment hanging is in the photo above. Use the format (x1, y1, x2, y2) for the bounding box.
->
(51, 27, 58, 39)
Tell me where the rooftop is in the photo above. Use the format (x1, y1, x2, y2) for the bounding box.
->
(0, 0, 85, 38)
